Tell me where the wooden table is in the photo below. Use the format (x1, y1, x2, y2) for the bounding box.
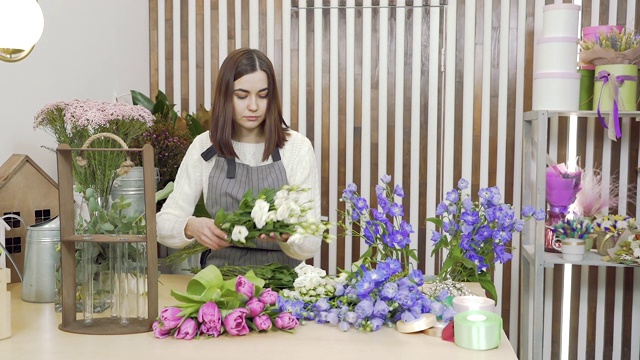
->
(0, 275, 518, 360)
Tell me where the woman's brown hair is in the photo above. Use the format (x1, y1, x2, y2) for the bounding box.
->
(209, 48, 289, 161)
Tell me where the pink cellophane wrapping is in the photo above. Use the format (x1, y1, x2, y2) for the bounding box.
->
(546, 165, 582, 208)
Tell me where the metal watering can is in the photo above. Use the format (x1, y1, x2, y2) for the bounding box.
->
(22, 216, 60, 303)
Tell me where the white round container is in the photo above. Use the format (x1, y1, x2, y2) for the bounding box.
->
(535, 37, 579, 73)
(542, 3, 581, 37)
(532, 71, 580, 111)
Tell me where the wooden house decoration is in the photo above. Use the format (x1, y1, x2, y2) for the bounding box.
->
(0, 218, 9, 269)
(0, 154, 59, 283)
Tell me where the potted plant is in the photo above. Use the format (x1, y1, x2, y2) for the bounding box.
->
(549, 217, 595, 250)
(579, 27, 640, 138)
(593, 214, 633, 255)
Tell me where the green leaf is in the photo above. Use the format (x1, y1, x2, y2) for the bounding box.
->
(155, 182, 174, 202)
(170, 289, 206, 303)
(186, 114, 205, 137)
(186, 265, 224, 296)
(152, 100, 165, 115)
(214, 208, 229, 226)
(478, 272, 498, 305)
(243, 269, 266, 288)
(193, 197, 211, 218)
(130, 90, 155, 110)
(425, 216, 443, 227)
(88, 197, 100, 212)
(198, 287, 221, 302)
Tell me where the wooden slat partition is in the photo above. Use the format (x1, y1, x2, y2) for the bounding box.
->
(147, 0, 639, 357)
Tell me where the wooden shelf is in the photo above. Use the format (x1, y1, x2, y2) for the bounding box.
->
(521, 245, 631, 268)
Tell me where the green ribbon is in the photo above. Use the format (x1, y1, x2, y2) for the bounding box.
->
(453, 310, 502, 350)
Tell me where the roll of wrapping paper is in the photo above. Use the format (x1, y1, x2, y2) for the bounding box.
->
(454, 310, 502, 350)
(452, 296, 496, 313)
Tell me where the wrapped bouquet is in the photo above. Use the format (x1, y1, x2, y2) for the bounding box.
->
(163, 185, 333, 267)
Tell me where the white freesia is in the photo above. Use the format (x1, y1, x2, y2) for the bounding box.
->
(231, 225, 248, 243)
(251, 199, 270, 229)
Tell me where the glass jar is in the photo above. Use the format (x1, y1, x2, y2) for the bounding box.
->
(545, 206, 566, 253)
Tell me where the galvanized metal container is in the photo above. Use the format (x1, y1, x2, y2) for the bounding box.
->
(110, 167, 159, 217)
(22, 216, 60, 303)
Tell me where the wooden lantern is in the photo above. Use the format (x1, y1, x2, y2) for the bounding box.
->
(56, 143, 158, 335)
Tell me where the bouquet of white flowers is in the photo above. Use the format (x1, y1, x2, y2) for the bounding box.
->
(163, 185, 333, 267)
(280, 263, 346, 303)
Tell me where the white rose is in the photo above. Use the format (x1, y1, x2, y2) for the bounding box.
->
(251, 199, 271, 229)
(231, 225, 249, 243)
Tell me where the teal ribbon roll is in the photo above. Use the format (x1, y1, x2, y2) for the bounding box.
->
(453, 310, 502, 350)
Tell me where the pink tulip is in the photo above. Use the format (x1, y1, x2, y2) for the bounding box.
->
(259, 288, 279, 306)
(174, 318, 198, 340)
(235, 275, 255, 299)
(246, 298, 266, 318)
(198, 301, 222, 337)
(274, 312, 299, 330)
(159, 306, 183, 330)
(152, 320, 171, 339)
(223, 308, 250, 336)
(253, 314, 272, 331)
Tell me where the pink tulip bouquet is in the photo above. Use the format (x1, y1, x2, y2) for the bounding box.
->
(153, 265, 299, 340)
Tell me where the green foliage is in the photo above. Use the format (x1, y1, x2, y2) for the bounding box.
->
(131, 90, 179, 127)
(74, 183, 146, 236)
(130, 89, 211, 187)
(170, 265, 266, 314)
(218, 263, 297, 291)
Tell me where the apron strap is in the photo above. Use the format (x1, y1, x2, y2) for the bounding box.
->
(200, 145, 217, 161)
(201, 145, 282, 179)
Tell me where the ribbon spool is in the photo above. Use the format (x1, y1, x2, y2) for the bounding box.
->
(452, 296, 496, 313)
(454, 310, 502, 350)
(395, 313, 437, 333)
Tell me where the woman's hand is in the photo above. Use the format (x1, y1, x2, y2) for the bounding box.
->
(185, 217, 231, 250)
(258, 232, 291, 242)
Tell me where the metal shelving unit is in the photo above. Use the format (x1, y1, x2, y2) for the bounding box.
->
(520, 110, 640, 360)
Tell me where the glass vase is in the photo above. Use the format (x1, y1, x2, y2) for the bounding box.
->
(545, 206, 566, 253)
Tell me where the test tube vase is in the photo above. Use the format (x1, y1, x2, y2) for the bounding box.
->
(56, 143, 158, 335)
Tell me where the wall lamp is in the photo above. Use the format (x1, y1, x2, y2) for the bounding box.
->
(0, 0, 44, 63)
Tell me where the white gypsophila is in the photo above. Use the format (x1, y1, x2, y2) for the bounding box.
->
(422, 278, 473, 299)
(231, 225, 249, 243)
(251, 199, 270, 229)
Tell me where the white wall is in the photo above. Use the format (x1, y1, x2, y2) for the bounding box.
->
(0, 0, 150, 179)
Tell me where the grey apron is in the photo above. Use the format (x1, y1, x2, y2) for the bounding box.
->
(199, 145, 300, 268)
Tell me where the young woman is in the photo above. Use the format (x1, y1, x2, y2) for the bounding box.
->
(156, 48, 322, 267)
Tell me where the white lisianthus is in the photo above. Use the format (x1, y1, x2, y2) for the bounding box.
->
(285, 233, 305, 246)
(276, 201, 292, 221)
(231, 225, 249, 243)
(251, 199, 270, 229)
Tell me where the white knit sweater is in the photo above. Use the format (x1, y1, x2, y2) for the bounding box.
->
(156, 130, 322, 260)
